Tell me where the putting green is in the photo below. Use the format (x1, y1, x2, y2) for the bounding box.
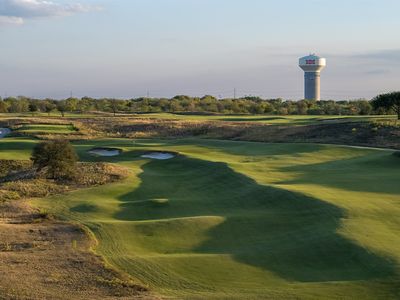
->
(1, 137, 399, 299)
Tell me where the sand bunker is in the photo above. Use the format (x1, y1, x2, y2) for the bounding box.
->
(0, 128, 11, 138)
(88, 148, 122, 157)
(141, 152, 176, 160)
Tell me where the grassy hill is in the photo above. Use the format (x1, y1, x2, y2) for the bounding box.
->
(1, 137, 399, 299)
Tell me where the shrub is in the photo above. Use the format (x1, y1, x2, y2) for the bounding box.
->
(31, 140, 78, 180)
(73, 162, 128, 186)
(37, 208, 53, 220)
(0, 160, 32, 178)
(1, 179, 67, 198)
(0, 190, 21, 202)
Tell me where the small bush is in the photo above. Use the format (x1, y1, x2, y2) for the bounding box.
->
(0, 190, 21, 202)
(73, 163, 128, 186)
(31, 140, 78, 180)
(0, 160, 32, 178)
(37, 208, 53, 219)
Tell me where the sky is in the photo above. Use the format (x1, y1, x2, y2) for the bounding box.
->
(0, 0, 399, 100)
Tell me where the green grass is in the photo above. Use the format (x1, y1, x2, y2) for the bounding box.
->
(1, 112, 397, 125)
(141, 113, 397, 125)
(1, 137, 399, 299)
(16, 124, 77, 134)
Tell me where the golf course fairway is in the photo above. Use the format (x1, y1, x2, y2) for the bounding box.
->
(1, 137, 398, 299)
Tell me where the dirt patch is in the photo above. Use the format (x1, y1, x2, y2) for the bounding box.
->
(0, 200, 158, 300)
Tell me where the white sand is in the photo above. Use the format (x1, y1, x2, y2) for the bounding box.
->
(88, 149, 121, 157)
(0, 128, 11, 138)
(141, 152, 175, 160)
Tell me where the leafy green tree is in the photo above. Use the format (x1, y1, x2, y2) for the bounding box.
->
(0, 94, 396, 117)
(65, 97, 79, 112)
(77, 97, 95, 113)
(31, 140, 78, 179)
(355, 100, 372, 115)
(95, 99, 109, 112)
(5, 97, 29, 113)
(170, 100, 183, 112)
(43, 100, 56, 116)
(0, 100, 9, 113)
(372, 92, 400, 119)
(297, 100, 308, 115)
(173, 95, 192, 102)
(28, 102, 39, 116)
(56, 100, 68, 117)
(108, 99, 126, 116)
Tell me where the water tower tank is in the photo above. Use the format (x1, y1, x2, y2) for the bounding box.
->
(299, 54, 326, 100)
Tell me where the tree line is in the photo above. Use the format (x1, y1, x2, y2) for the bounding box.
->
(0, 94, 398, 117)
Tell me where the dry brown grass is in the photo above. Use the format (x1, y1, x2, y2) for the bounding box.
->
(80, 117, 400, 149)
(2, 115, 399, 148)
(0, 200, 157, 300)
(0, 158, 156, 299)
(0, 161, 129, 203)
(0, 160, 32, 178)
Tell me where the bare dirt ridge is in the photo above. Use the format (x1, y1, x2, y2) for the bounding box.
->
(0, 200, 158, 300)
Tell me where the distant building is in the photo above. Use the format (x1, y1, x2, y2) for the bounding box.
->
(299, 54, 326, 101)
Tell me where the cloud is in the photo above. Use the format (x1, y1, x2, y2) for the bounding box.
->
(0, 15, 23, 25)
(349, 49, 400, 64)
(364, 69, 391, 75)
(0, 0, 98, 25)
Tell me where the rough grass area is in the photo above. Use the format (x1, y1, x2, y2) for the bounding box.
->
(0, 159, 32, 177)
(0, 200, 154, 300)
(0, 149, 154, 298)
(1, 179, 67, 200)
(16, 138, 398, 299)
(0, 160, 128, 202)
(1, 114, 399, 147)
(73, 115, 400, 149)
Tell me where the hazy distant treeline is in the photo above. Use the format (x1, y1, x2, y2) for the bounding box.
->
(0, 95, 392, 116)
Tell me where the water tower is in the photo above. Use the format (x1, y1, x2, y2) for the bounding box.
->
(299, 54, 326, 100)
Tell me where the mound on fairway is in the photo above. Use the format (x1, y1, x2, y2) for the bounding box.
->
(28, 139, 400, 299)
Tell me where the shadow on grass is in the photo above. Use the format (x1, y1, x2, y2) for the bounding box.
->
(115, 155, 395, 282)
(191, 140, 326, 157)
(0, 139, 38, 151)
(70, 204, 98, 213)
(220, 117, 290, 122)
(278, 152, 400, 195)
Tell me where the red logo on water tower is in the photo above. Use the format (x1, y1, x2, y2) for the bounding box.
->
(306, 60, 316, 65)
